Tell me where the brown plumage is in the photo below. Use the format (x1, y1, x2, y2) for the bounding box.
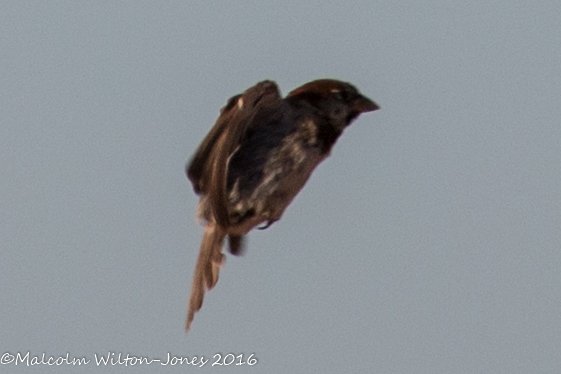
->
(185, 79, 379, 331)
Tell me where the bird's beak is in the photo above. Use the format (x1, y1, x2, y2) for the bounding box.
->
(354, 95, 380, 113)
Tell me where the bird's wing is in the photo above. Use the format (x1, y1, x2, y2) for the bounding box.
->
(186, 93, 242, 195)
(186, 81, 282, 228)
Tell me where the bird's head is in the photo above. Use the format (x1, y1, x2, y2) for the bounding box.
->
(287, 79, 379, 131)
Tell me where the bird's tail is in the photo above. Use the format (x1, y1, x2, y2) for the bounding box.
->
(186, 224, 226, 332)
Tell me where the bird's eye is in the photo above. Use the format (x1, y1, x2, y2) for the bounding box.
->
(331, 89, 344, 101)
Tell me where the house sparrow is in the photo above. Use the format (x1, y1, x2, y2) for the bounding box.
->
(185, 79, 379, 331)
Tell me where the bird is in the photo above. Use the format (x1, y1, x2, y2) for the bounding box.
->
(185, 79, 379, 331)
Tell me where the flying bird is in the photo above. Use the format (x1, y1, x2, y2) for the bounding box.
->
(185, 79, 379, 331)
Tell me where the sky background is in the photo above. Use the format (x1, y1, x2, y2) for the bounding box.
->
(1, 1, 560, 373)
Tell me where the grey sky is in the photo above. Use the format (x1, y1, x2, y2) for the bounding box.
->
(2, 1, 560, 373)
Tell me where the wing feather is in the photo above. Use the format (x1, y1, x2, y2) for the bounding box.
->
(186, 81, 282, 228)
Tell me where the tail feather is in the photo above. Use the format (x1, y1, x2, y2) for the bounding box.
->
(186, 224, 226, 332)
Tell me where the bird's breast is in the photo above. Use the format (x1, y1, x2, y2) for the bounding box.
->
(227, 122, 327, 233)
